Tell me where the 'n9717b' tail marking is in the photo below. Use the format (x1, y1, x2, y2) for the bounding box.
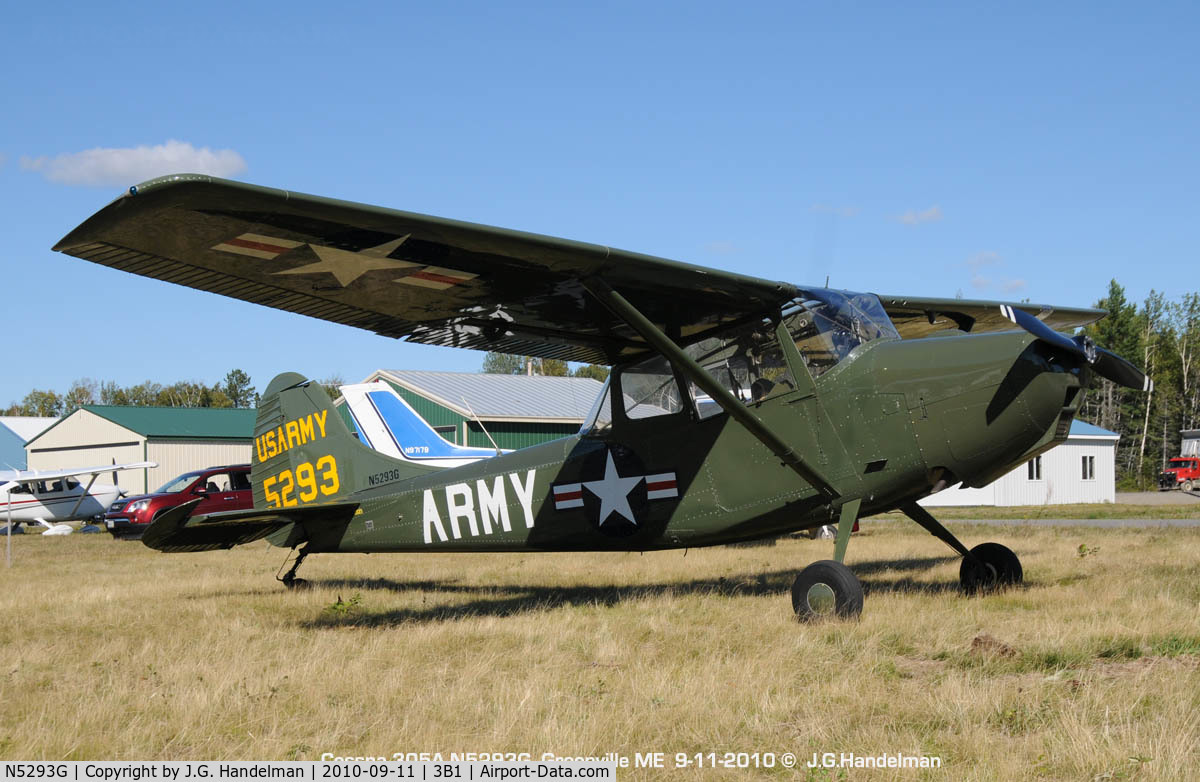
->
(256, 410, 329, 462)
(423, 470, 537, 544)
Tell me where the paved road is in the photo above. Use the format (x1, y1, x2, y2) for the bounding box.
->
(948, 518, 1200, 528)
(1116, 490, 1200, 505)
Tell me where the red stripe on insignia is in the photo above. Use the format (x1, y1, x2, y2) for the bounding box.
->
(411, 271, 469, 285)
(645, 480, 676, 492)
(555, 490, 583, 501)
(226, 237, 294, 255)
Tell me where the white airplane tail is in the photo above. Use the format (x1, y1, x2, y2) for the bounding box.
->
(340, 382, 502, 468)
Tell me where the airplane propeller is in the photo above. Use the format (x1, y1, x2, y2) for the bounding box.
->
(1000, 305, 1153, 392)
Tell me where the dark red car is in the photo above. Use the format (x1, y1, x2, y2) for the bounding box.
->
(104, 465, 253, 539)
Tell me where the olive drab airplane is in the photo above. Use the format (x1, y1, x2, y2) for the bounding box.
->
(53, 174, 1153, 619)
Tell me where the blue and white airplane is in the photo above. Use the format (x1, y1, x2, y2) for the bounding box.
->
(1, 461, 155, 534)
(339, 382, 504, 469)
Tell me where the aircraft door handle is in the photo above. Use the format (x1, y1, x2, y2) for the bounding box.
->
(222, 495, 235, 500)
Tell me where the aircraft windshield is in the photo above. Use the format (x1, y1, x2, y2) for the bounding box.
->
(786, 289, 899, 377)
(154, 471, 203, 494)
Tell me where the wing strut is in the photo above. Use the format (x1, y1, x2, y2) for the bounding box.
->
(582, 277, 838, 500)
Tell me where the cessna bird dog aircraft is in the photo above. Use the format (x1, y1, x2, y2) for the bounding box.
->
(53, 175, 1152, 619)
(1, 462, 156, 533)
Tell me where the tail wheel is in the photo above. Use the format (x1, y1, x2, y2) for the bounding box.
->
(960, 542, 1022, 595)
(792, 560, 863, 621)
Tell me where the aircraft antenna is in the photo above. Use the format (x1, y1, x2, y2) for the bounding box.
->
(460, 396, 503, 456)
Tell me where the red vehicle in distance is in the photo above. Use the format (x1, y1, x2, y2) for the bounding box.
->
(103, 465, 252, 539)
(1158, 457, 1200, 491)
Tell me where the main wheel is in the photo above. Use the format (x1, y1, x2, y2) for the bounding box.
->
(960, 542, 1022, 595)
(791, 560, 863, 620)
(1185, 480, 1194, 492)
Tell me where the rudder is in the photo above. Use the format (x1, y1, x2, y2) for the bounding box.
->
(252, 372, 437, 508)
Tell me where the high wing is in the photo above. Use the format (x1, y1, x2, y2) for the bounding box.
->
(879, 295, 1105, 340)
(54, 175, 801, 365)
(0, 461, 156, 486)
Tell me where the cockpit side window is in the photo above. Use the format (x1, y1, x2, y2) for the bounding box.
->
(619, 355, 686, 420)
(579, 377, 613, 435)
(683, 322, 794, 418)
(785, 290, 899, 378)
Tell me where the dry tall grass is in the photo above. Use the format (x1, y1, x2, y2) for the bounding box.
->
(1, 521, 1197, 780)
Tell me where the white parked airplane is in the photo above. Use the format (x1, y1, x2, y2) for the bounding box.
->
(339, 382, 502, 468)
(0, 462, 156, 535)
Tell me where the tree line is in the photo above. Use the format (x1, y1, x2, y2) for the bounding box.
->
(481, 353, 610, 381)
(3, 369, 258, 417)
(1080, 281, 1199, 488)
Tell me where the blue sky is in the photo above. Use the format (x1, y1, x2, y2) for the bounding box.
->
(2, 1, 1196, 405)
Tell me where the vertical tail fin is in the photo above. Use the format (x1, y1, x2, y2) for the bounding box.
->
(252, 373, 437, 508)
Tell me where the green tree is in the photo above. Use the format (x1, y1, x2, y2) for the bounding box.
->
(482, 353, 527, 374)
(222, 369, 257, 408)
(99, 380, 129, 406)
(482, 353, 570, 376)
(572, 364, 610, 382)
(318, 375, 345, 402)
(63, 378, 98, 414)
(19, 389, 64, 417)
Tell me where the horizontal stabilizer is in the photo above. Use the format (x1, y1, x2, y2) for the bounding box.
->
(142, 498, 359, 552)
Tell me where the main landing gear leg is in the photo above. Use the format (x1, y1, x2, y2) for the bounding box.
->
(276, 545, 312, 590)
(793, 498, 864, 621)
(898, 501, 1022, 594)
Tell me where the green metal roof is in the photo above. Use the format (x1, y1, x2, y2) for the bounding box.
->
(79, 406, 257, 439)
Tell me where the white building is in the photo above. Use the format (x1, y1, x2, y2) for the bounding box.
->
(920, 420, 1119, 506)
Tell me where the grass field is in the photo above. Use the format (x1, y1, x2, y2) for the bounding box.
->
(1, 521, 1198, 780)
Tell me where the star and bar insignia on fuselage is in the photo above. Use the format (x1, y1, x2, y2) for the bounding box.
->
(552, 446, 678, 531)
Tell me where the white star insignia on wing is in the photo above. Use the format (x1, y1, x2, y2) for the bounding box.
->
(275, 236, 416, 287)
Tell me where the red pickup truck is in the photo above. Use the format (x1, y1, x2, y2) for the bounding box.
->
(104, 465, 253, 539)
(1158, 457, 1200, 491)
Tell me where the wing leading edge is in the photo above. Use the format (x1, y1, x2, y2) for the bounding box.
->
(879, 294, 1105, 340)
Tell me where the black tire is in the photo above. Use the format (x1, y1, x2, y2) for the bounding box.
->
(791, 560, 863, 620)
(960, 542, 1022, 595)
(1185, 480, 1194, 492)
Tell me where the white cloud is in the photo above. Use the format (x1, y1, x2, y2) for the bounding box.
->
(811, 204, 859, 218)
(897, 205, 943, 225)
(704, 240, 741, 255)
(965, 251, 1026, 295)
(967, 251, 1000, 271)
(20, 140, 246, 186)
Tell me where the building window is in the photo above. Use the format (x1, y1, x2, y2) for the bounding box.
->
(1027, 455, 1042, 481)
(1082, 455, 1095, 481)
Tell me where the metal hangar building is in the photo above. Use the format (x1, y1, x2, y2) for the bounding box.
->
(24, 406, 256, 495)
